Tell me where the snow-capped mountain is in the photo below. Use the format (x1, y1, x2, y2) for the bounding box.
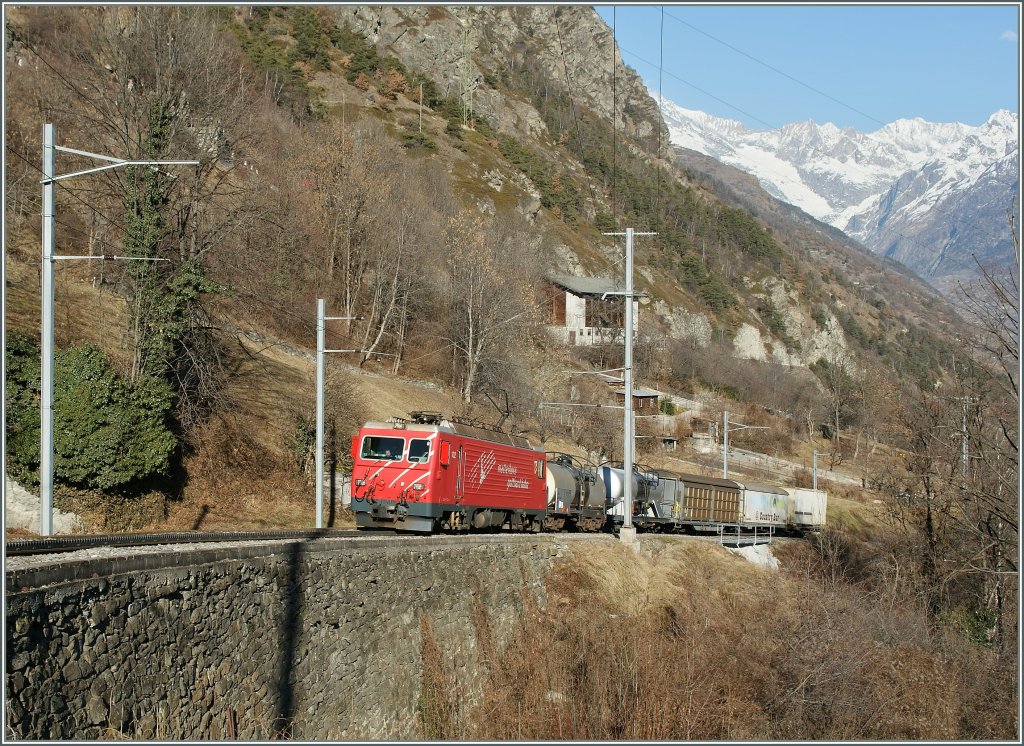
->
(661, 100, 1020, 290)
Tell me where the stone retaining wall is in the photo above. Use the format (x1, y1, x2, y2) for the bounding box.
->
(5, 534, 592, 739)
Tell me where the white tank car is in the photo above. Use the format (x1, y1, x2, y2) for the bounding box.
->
(545, 461, 580, 511)
(600, 465, 658, 517)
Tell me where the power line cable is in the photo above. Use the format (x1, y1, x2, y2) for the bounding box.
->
(551, 8, 598, 211)
(616, 45, 777, 130)
(611, 6, 617, 224)
(606, 18, 1015, 255)
(663, 9, 888, 128)
(50, 217, 133, 257)
(25, 42, 106, 111)
(656, 6, 664, 227)
(4, 143, 130, 234)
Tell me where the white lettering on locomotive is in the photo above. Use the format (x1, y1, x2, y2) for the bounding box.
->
(497, 463, 517, 476)
(506, 478, 529, 490)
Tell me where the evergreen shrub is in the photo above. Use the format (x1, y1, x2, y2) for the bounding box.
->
(4, 332, 177, 491)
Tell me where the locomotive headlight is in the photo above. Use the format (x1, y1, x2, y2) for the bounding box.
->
(355, 478, 366, 486)
(411, 482, 426, 491)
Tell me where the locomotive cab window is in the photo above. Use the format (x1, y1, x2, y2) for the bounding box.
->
(408, 439, 430, 464)
(360, 436, 405, 461)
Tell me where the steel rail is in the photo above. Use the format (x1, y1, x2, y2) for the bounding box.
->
(4, 529, 365, 557)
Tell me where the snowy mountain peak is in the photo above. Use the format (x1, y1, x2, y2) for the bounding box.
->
(661, 99, 750, 135)
(661, 99, 1020, 290)
(987, 109, 1018, 130)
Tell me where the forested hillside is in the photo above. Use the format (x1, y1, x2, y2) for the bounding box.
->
(4, 8, 1018, 717)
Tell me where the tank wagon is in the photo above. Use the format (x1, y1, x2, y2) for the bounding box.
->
(544, 453, 607, 531)
(601, 463, 659, 521)
(350, 414, 828, 535)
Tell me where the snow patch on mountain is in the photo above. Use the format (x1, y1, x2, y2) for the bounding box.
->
(661, 99, 1019, 288)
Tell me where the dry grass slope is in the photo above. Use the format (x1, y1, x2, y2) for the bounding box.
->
(415, 537, 1017, 741)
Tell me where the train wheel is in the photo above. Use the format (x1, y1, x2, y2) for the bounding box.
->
(577, 516, 604, 532)
(545, 517, 566, 532)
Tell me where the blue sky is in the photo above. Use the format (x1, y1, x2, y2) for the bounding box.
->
(594, 4, 1020, 132)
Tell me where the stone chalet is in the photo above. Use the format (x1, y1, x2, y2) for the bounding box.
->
(544, 272, 638, 347)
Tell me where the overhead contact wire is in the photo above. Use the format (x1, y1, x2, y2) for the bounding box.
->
(611, 6, 617, 224)
(552, 8, 598, 212)
(663, 9, 887, 128)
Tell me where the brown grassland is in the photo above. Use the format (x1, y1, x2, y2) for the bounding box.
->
(421, 537, 1017, 740)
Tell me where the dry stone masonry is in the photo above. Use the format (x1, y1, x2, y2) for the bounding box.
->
(5, 534, 588, 739)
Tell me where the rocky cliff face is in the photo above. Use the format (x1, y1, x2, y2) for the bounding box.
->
(332, 5, 668, 157)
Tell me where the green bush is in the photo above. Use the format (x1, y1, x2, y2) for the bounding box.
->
(407, 72, 443, 108)
(810, 305, 829, 329)
(592, 209, 617, 232)
(231, 13, 324, 121)
(4, 333, 177, 491)
(699, 275, 735, 312)
(287, 7, 332, 70)
(837, 310, 869, 348)
(4, 331, 41, 485)
(497, 134, 581, 223)
(330, 20, 381, 82)
(401, 130, 436, 150)
(445, 118, 464, 139)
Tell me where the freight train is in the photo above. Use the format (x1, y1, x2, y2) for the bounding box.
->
(350, 412, 826, 535)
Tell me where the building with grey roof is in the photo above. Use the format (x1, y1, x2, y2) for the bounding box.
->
(544, 273, 638, 347)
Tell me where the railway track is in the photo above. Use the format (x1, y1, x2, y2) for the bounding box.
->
(4, 529, 365, 557)
(5, 523, 784, 560)
(4, 527, 618, 559)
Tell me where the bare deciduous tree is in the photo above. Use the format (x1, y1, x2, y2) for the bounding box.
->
(443, 208, 542, 402)
(947, 200, 1020, 649)
(302, 119, 393, 330)
(359, 165, 434, 367)
(812, 352, 863, 465)
(880, 203, 1019, 649)
(14, 6, 268, 431)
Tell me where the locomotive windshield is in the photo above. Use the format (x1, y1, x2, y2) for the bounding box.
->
(360, 436, 405, 461)
(408, 439, 430, 464)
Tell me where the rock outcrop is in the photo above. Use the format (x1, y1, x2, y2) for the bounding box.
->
(332, 5, 668, 158)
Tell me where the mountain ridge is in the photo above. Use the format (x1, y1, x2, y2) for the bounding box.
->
(660, 100, 1019, 290)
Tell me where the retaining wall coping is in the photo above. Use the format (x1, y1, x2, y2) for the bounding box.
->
(6, 533, 609, 593)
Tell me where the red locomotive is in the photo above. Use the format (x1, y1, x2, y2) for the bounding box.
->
(350, 412, 548, 533)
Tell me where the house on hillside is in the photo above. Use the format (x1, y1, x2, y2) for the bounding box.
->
(587, 373, 665, 414)
(544, 272, 638, 347)
(612, 385, 662, 414)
